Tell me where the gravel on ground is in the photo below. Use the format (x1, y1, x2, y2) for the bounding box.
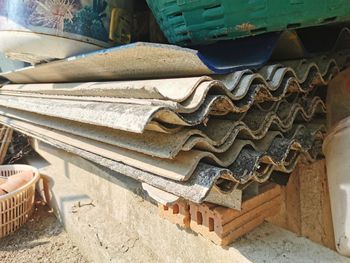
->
(0, 200, 88, 263)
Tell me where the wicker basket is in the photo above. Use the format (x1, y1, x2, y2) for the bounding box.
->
(0, 165, 40, 238)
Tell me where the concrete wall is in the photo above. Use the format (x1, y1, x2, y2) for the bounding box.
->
(30, 140, 348, 263)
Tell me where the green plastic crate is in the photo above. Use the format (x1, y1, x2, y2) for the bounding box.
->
(146, 0, 350, 45)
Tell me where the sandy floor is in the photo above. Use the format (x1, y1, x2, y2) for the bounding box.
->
(0, 201, 88, 263)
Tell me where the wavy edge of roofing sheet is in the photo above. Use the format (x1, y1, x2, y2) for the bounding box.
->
(228, 127, 326, 184)
(0, 108, 325, 184)
(0, 114, 324, 206)
(2, 51, 348, 105)
(0, 54, 341, 134)
(0, 95, 325, 159)
(0, 114, 243, 203)
(0, 94, 239, 133)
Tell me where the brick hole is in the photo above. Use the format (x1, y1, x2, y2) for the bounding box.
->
(197, 211, 203, 225)
(209, 217, 214, 232)
(172, 204, 179, 214)
(163, 205, 169, 211)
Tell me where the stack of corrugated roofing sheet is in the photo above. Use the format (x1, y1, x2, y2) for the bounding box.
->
(0, 54, 343, 209)
(0, 28, 348, 209)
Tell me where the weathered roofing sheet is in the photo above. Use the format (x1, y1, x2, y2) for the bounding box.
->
(0, 27, 349, 83)
(2, 54, 347, 102)
(0, 115, 322, 207)
(0, 55, 340, 134)
(0, 40, 341, 208)
(0, 105, 324, 182)
(0, 96, 325, 158)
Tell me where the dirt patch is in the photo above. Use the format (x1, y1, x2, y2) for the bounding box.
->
(0, 201, 88, 263)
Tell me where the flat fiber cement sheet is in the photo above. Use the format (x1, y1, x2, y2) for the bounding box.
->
(0, 32, 282, 84)
(2, 28, 350, 84)
(0, 43, 213, 84)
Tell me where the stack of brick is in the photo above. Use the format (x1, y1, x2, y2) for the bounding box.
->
(158, 184, 282, 245)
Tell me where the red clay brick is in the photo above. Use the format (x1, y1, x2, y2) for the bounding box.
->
(220, 205, 281, 246)
(158, 200, 190, 228)
(189, 185, 282, 245)
(157, 184, 282, 245)
(214, 184, 281, 224)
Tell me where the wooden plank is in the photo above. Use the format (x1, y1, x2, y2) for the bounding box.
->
(0, 127, 6, 141)
(267, 166, 302, 235)
(266, 188, 288, 229)
(299, 160, 336, 250)
(285, 165, 302, 235)
(267, 160, 336, 250)
(320, 166, 336, 250)
(0, 128, 12, 164)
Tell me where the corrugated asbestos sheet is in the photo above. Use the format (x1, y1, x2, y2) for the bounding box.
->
(0, 27, 349, 83)
(0, 54, 343, 133)
(0, 63, 340, 209)
(1, 30, 349, 209)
